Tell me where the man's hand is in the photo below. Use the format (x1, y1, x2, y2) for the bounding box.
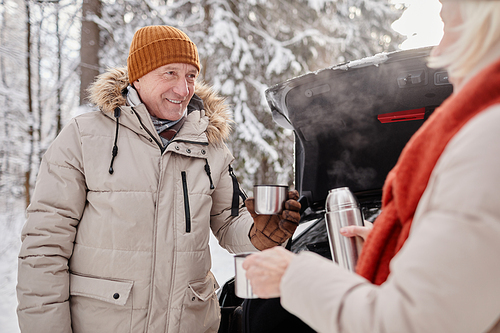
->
(246, 190, 301, 251)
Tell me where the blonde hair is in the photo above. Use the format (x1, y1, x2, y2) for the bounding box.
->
(428, 2, 500, 80)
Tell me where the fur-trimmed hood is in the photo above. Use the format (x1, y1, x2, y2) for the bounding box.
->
(87, 67, 233, 144)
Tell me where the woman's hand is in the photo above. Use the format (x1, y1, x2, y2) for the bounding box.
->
(339, 221, 373, 241)
(242, 246, 296, 298)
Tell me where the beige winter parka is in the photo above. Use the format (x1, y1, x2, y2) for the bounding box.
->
(16, 67, 257, 333)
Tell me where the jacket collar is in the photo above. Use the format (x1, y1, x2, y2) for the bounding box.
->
(87, 66, 233, 145)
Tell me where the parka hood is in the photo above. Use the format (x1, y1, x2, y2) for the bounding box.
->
(87, 66, 233, 144)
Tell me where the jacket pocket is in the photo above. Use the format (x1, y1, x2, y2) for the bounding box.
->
(181, 171, 191, 233)
(69, 273, 133, 333)
(179, 271, 221, 333)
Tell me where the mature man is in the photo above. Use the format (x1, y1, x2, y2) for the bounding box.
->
(16, 25, 300, 333)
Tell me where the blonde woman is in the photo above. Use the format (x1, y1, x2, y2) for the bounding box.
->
(243, 1, 500, 332)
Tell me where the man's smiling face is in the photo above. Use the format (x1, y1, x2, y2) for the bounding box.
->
(134, 63, 198, 120)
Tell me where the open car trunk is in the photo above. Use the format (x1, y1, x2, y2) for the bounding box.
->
(218, 47, 453, 333)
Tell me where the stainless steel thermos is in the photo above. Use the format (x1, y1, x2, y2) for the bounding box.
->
(325, 187, 364, 272)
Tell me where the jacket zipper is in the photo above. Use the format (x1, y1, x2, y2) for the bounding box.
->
(229, 165, 247, 216)
(204, 159, 215, 190)
(132, 108, 210, 153)
(132, 108, 165, 153)
(174, 139, 209, 146)
(181, 171, 191, 233)
(144, 147, 163, 333)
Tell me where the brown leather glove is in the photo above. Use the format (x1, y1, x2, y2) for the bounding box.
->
(246, 190, 301, 251)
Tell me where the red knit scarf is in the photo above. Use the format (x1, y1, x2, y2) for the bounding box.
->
(356, 58, 500, 285)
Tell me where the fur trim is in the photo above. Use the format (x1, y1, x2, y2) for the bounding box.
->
(194, 81, 233, 144)
(87, 67, 233, 143)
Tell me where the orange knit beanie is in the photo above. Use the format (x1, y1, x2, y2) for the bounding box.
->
(127, 25, 200, 83)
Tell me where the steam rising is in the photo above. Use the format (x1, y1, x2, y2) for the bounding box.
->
(265, 47, 451, 203)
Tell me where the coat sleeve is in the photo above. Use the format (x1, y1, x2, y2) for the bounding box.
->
(17, 119, 87, 333)
(280, 106, 500, 333)
(209, 145, 258, 254)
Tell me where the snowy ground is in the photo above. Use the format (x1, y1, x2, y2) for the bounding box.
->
(0, 198, 25, 333)
(0, 204, 235, 333)
(209, 233, 237, 288)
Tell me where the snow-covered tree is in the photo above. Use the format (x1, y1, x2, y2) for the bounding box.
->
(80, 0, 101, 105)
(0, 0, 404, 206)
(97, 0, 404, 192)
(1, 0, 29, 207)
(0, 0, 81, 207)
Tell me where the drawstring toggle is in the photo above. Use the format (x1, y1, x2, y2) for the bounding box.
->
(109, 107, 121, 174)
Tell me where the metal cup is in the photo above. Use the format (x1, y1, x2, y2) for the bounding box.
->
(253, 185, 288, 215)
(234, 253, 258, 299)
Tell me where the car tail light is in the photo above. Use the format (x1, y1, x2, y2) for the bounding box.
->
(377, 107, 426, 123)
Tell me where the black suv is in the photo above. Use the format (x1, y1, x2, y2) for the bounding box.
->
(218, 46, 453, 333)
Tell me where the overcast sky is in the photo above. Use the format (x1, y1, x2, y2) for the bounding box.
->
(391, 0, 444, 49)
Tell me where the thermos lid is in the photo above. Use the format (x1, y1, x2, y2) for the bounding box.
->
(326, 187, 359, 211)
